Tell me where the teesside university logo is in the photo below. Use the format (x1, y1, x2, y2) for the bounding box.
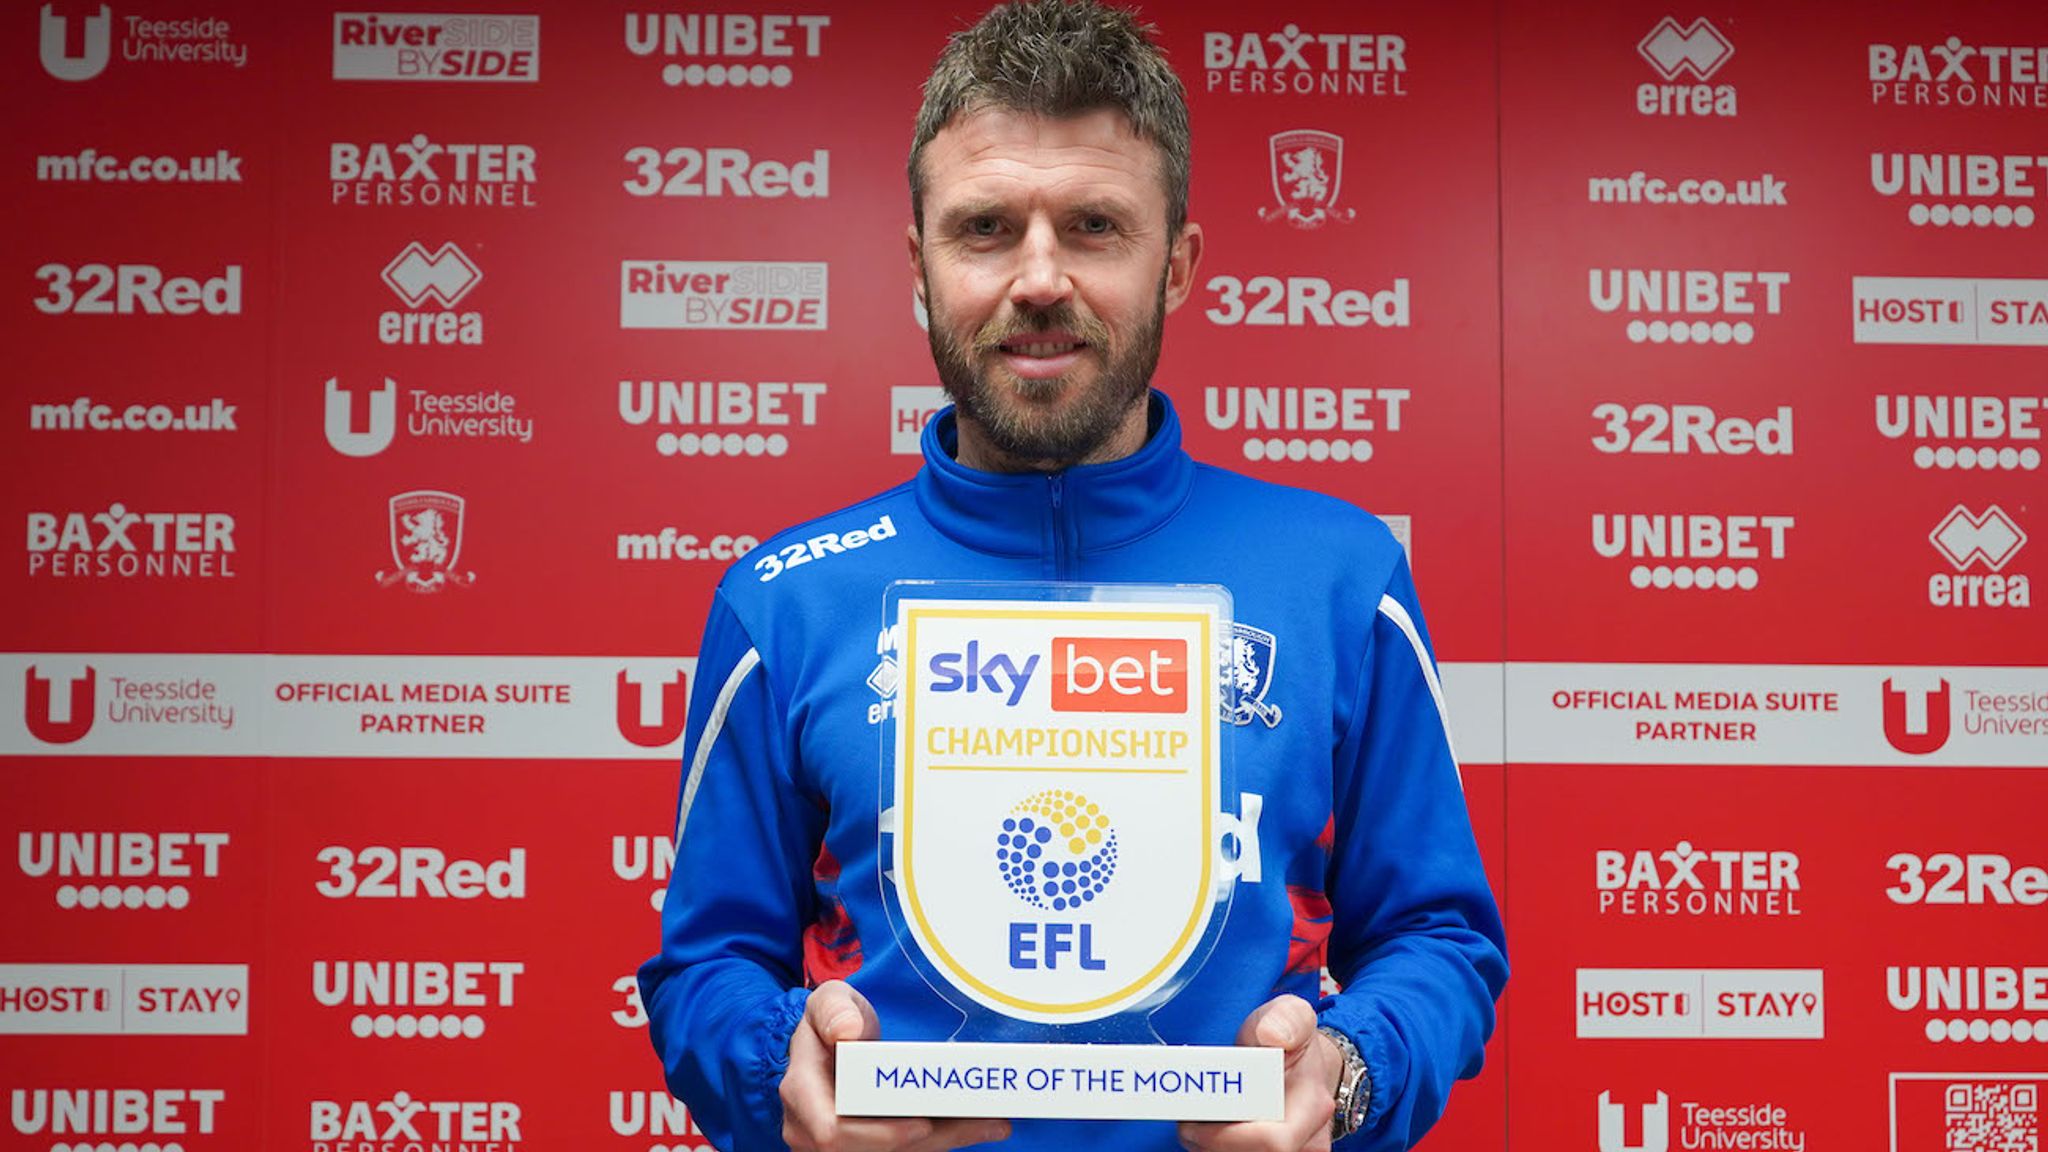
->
(1884, 677, 1952, 755)
(25, 665, 96, 745)
(39, 4, 111, 81)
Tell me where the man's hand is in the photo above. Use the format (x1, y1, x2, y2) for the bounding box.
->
(1178, 995, 1343, 1152)
(780, 980, 1012, 1152)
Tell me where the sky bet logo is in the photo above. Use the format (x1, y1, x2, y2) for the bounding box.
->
(928, 638, 1187, 713)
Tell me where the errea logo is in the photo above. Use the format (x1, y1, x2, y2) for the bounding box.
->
(1637, 17, 1736, 117)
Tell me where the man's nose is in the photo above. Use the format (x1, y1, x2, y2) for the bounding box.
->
(1009, 216, 1072, 308)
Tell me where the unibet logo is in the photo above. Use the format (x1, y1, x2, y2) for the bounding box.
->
(624, 13, 830, 89)
(1588, 269, 1786, 344)
(1874, 394, 2043, 472)
(312, 959, 522, 1040)
(1050, 637, 1187, 714)
(1870, 153, 2044, 229)
(19, 831, 228, 910)
(1882, 676, 1951, 755)
(612, 834, 675, 912)
(39, 4, 112, 81)
(997, 790, 1116, 913)
(12, 1088, 225, 1139)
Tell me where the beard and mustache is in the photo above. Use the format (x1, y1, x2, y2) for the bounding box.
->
(924, 269, 1167, 468)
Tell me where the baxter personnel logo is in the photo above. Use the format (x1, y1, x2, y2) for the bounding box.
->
(891, 596, 1222, 1025)
(997, 791, 1118, 913)
(24, 665, 95, 745)
(375, 490, 474, 592)
(1883, 677, 1952, 755)
(39, 4, 111, 81)
(1260, 130, 1355, 229)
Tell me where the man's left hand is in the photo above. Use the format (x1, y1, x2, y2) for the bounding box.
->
(1177, 995, 1342, 1152)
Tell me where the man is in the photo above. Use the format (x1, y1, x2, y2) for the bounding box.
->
(638, 3, 1507, 1150)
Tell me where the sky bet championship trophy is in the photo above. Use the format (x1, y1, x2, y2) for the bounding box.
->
(835, 582, 1282, 1122)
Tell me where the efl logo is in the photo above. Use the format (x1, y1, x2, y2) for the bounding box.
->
(39, 3, 111, 81)
(375, 490, 475, 592)
(1202, 27, 1408, 99)
(34, 262, 242, 316)
(0, 963, 247, 1035)
(12, 1088, 226, 1144)
(890, 385, 947, 455)
(612, 834, 675, 912)
(24, 664, 94, 744)
(624, 12, 828, 88)
(1205, 275, 1407, 329)
(312, 959, 522, 1039)
(314, 845, 526, 899)
(333, 13, 538, 82)
(1875, 393, 2043, 472)
(621, 261, 826, 330)
(619, 378, 827, 458)
(1592, 403, 1793, 456)
(615, 669, 687, 751)
(1258, 130, 1355, 229)
(1204, 386, 1410, 465)
(330, 136, 538, 208)
(1853, 276, 2048, 346)
(1637, 17, 1735, 117)
(1888, 965, 2048, 1043)
(1592, 513, 1793, 591)
(1596, 842, 1802, 918)
(1871, 153, 2043, 228)
(623, 146, 828, 199)
(1049, 638, 1187, 715)
(1576, 968, 1824, 1039)
(26, 504, 239, 580)
(19, 831, 228, 910)
(1883, 676, 1952, 755)
(1887, 853, 2048, 907)
(1872, 39, 2048, 110)
(311, 1093, 521, 1150)
(381, 241, 482, 345)
(1929, 505, 2030, 610)
(1588, 269, 1787, 345)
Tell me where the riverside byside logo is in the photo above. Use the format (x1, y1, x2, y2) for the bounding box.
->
(333, 13, 538, 82)
(997, 791, 1117, 915)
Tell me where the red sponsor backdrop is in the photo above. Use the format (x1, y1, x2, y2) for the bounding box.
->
(4, 2, 2044, 1150)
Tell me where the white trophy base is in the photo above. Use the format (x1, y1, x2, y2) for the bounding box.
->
(836, 1040, 1284, 1121)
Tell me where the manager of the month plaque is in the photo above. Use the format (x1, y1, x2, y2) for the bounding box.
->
(837, 582, 1283, 1122)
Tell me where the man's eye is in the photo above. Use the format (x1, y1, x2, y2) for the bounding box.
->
(1078, 216, 1116, 234)
(965, 217, 1003, 236)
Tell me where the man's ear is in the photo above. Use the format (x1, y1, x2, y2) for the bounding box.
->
(907, 223, 927, 310)
(1162, 221, 1205, 315)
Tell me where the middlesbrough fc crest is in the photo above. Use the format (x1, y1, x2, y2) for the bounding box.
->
(376, 489, 476, 593)
(1259, 129, 1356, 230)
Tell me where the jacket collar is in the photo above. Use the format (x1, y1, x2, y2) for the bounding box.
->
(913, 390, 1197, 557)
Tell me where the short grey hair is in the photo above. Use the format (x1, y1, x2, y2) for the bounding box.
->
(909, 0, 1191, 235)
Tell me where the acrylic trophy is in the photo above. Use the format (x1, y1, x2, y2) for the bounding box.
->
(836, 582, 1282, 1122)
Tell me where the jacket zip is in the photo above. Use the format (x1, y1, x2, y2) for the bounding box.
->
(1048, 474, 1071, 580)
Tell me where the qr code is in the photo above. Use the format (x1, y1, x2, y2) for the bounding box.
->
(1946, 1082, 2039, 1152)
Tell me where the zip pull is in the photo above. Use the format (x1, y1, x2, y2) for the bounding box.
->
(1048, 475, 1064, 509)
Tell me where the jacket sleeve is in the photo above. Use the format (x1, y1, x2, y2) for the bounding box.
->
(638, 588, 824, 1152)
(1314, 557, 1509, 1150)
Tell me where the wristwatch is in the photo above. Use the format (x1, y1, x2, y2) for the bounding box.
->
(1318, 1025, 1373, 1141)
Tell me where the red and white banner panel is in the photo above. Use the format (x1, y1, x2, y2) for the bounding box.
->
(4, 0, 2043, 1148)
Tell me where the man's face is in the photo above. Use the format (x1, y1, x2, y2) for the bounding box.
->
(910, 106, 1202, 468)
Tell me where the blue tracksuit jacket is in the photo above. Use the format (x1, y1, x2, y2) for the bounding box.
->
(640, 391, 1507, 1150)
